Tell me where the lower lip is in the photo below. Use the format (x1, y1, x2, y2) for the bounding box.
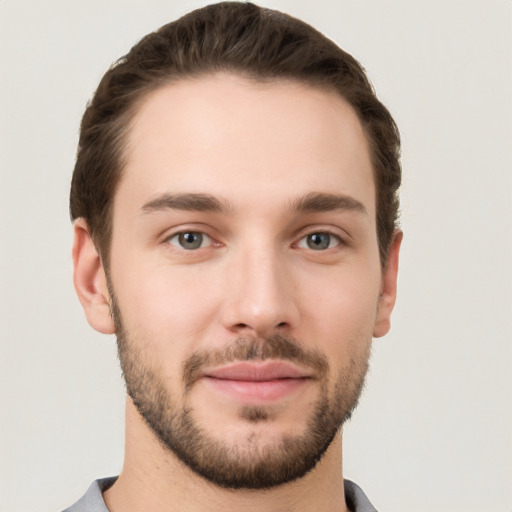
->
(203, 377, 309, 403)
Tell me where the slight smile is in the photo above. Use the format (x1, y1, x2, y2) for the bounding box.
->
(201, 361, 313, 403)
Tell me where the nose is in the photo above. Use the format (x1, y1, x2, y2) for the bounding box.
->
(220, 244, 299, 338)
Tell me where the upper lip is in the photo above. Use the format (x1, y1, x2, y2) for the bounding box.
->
(203, 361, 312, 381)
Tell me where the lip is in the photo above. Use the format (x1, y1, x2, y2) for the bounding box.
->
(204, 361, 312, 381)
(201, 361, 313, 403)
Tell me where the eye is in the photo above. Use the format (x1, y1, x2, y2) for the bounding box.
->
(167, 231, 212, 250)
(297, 232, 342, 251)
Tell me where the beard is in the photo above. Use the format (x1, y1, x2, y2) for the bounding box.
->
(109, 289, 371, 490)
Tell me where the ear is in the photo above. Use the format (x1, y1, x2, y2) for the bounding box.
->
(72, 218, 115, 334)
(373, 230, 403, 338)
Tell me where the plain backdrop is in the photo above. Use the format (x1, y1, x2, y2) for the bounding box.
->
(0, 1, 511, 511)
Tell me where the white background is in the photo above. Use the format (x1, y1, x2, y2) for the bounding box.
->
(0, 1, 511, 511)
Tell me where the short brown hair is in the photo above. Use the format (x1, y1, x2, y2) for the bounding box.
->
(70, 1, 401, 266)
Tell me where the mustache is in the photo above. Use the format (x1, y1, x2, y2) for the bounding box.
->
(183, 334, 329, 389)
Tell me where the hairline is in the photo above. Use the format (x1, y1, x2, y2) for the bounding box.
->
(93, 70, 387, 271)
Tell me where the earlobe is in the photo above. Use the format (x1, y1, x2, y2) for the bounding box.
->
(72, 218, 115, 335)
(373, 230, 403, 338)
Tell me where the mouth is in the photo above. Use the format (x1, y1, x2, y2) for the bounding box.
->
(201, 361, 313, 403)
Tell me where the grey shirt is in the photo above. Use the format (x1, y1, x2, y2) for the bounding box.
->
(63, 477, 378, 512)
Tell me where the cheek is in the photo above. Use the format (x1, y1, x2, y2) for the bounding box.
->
(112, 259, 222, 344)
(112, 269, 215, 394)
(298, 265, 380, 356)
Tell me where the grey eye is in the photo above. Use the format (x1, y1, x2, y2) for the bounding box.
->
(298, 232, 341, 251)
(168, 231, 211, 250)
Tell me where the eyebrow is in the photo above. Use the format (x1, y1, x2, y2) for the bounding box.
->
(289, 192, 367, 215)
(140, 191, 367, 216)
(141, 193, 232, 214)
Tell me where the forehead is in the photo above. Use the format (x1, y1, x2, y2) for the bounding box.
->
(116, 73, 375, 218)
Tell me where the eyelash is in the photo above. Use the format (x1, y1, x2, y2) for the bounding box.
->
(295, 231, 343, 251)
(164, 228, 346, 253)
(166, 231, 216, 251)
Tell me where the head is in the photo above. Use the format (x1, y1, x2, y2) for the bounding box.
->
(71, 2, 402, 491)
(70, 1, 400, 268)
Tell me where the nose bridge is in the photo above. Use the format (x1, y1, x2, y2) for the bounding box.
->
(222, 235, 297, 336)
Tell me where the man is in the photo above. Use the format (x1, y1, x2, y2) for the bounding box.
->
(66, 2, 401, 511)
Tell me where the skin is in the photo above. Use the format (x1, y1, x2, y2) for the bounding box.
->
(73, 73, 401, 512)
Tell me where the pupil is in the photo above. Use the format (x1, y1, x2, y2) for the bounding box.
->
(180, 232, 202, 249)
(308, 233, 329, 250)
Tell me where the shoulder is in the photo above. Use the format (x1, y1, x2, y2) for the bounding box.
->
(61, 477, 117, 512)
(344, 479, 378, 512)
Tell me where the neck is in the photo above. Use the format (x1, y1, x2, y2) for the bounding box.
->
(104, 399, 349, 512)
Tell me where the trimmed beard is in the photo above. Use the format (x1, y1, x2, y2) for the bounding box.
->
(109, 286, 371, 489)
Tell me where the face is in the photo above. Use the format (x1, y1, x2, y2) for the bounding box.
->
(85, 74, 399, 488)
